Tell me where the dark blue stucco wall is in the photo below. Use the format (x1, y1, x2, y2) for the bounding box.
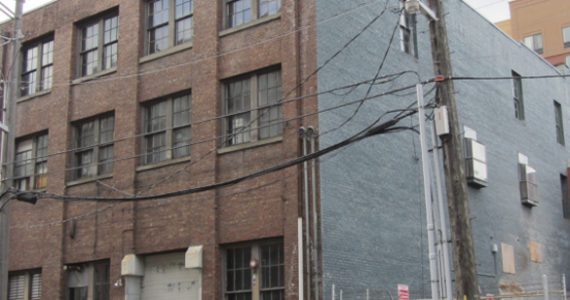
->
(316, 0, 570, 299)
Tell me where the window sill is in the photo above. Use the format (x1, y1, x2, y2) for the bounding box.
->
(71, 67, 117, 85)
(17, 89, 51, 103)
(217, 136, 282, 155)
(219, 13, 281, 38)
(66, 174, 113, 187)
(136, 156, 191, 172)
(139, 42, 193, 64)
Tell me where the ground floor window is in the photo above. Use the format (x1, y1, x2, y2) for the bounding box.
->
(224, 239, 284, 300)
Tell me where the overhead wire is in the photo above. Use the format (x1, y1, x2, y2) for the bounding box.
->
(319, 6, 404, 137)
(24, 103, 419, 202)
(3, 74, 422, 181)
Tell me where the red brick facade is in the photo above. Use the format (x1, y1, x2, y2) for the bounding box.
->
(1, 0, 318, 299)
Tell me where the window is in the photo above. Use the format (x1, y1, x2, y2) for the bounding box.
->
(563, 26, 570, 48)
(72, 114, 114, 180)
(21, 37, 53, 97)
(399, 5, 417, 57)
(224, 240, 284, 300)
(8, 270, 41, 300)
(78, 11, 118, 77)
(524, 33, 543, 54)
(561, 174, 570, 218)
(223, 69, 282, 146)
(566, 55, 570, 67)
(142, 92, 191, 165)
(225, 0, 280, 29)
(66, 261, 109, 300)
(512, 71, 524, 120)
(14, 133, 48, 191)
(554, 100, 565, 145)
(146, 0, 193, 55)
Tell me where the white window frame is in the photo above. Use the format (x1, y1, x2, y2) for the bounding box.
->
(563, 26, 570, 48)
(21, 36, 54, 97)
(66, 261, 109, 300)
(224, 0, 281, 29)
(512, 70, 525, 120)
(222, 68, 282, 147)
(72, 114, 115, 180)
(77, 10, 118, 77)
(223, 240, 284, 300)
(14, 133, 48, 191)
(8, 270, 42, 300)
(399, 8, 417, 57)
(145, 0, 194, 55)
(141, 91, 192, 165)
(554, 100, 565, 145)
(524, 33, 543, 54)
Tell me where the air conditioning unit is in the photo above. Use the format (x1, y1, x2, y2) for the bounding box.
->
(519, 163, 538, 207)
(464, 138, 487, 188)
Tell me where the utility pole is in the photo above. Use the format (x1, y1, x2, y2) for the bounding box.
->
(425, 0, 480, 299)
(0, 1, 24, 299)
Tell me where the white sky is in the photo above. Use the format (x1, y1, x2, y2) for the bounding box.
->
(0, 0, 512, 25)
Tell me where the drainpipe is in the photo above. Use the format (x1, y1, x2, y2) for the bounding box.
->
(308, 126, 319, 300)
(299, 127, 311, 300)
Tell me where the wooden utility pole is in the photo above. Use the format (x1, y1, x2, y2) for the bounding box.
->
(426, 0, 480, 299)
(0, 1, 24, 299)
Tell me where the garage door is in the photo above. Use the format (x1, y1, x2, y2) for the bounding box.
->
(141, 252, 201, 300)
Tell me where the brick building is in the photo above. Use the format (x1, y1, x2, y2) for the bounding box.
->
(495, 0, 570, 69)
(3, 0, 570, 300)
(1, 0, 318, 299)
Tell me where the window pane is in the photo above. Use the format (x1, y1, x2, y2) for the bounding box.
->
(31, 273, 42, 300)
(8, 274, 25, 300)
(41, 65, 53, 90)
(227, 113, 251, 145)
(148, 0, 169, 27)
(77, 150, 95, 178)
(227, 0, 251, 28)
(98, 145, 114, 175)
(173, 94, 191, 127)
(147, 101, 167, 132)
(83, 23, 99, 51)
(175, 0, 193, 19)
(78, 121, 95, 148)
(99, 116, 115, 144)
(21, 71, 37, 97)
(42, 40, 54, 66)
(145, 132, 166, 164)
(564, 26, 570, 46)
(259, 0, 280, 18)
(148, 25, 169, 54)
(94, 262, 109, 300)
(14, 144, 32, 178)
(82, 49, 99, 76)
(173, 127, 191, 158)
(24, 46, 38, 72)
(103, 16, 118, 44)
(175, 16, 193, 45)
(35, 161, 48, 189)
(258, 71, 282, 139)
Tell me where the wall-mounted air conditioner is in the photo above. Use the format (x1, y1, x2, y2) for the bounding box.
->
(519, 163, 538, 207)
(464, 138, 487, 188)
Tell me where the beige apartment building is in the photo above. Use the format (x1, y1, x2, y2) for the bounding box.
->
(496, 0, 570, 69)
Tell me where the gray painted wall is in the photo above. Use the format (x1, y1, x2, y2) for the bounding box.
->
(316, 0, 570, 299)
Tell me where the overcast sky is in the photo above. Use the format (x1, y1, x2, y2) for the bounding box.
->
(0, 0, 512, 25)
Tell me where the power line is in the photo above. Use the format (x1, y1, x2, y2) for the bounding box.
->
(4, 74, 420, 180)
(24, 106, 418, 202)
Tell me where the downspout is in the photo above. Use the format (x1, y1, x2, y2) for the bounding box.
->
(299, 127, 311, 300)
(308, 126, 319, 300)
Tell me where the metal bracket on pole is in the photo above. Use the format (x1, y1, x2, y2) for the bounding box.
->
(0, 121, 10, 133)
(419, 1, 438, 21)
